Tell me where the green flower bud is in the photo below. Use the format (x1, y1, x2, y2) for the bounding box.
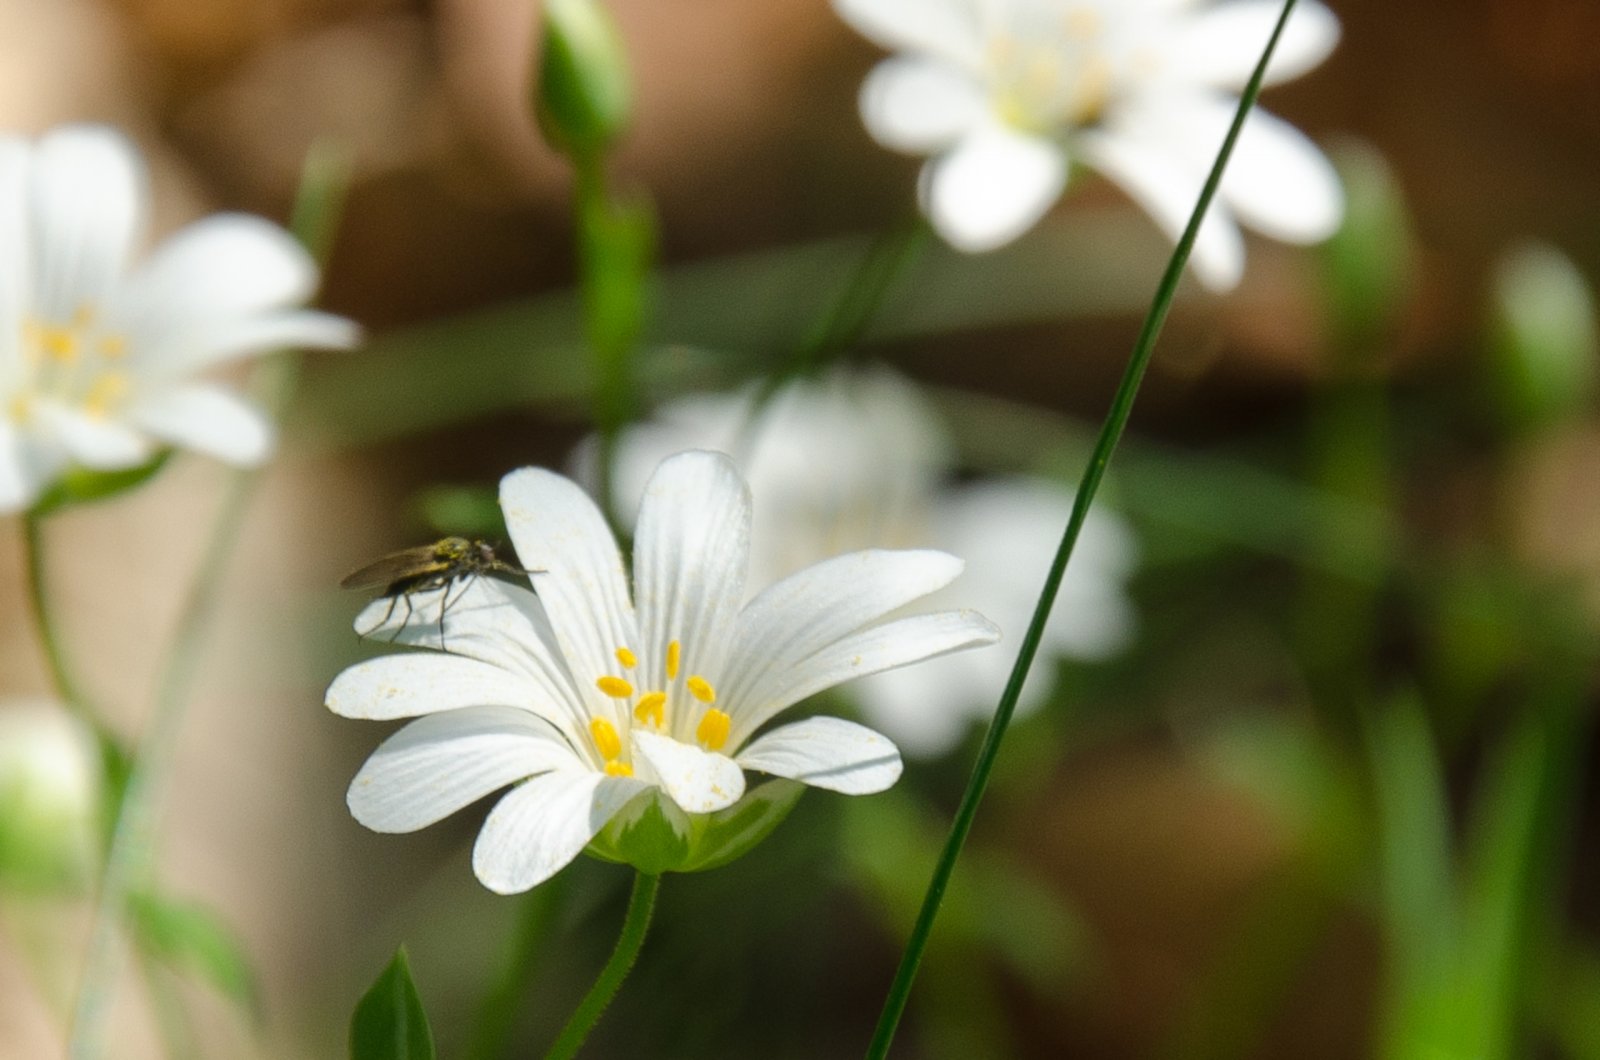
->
(535, 0, 632, 160)
(0, 701, 101, 893)
(1488, 241, 1598, 434)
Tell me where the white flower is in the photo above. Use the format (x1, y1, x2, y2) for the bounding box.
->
(598, 368, 1139, 757)
(834, 0, 1345, 288)
(0, 700, 100, 887)
(0, 124, 358, 511)
(327, 451, 999, 893)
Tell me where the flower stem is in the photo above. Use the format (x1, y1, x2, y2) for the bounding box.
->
(543, 871, 660, 1060)
(22, 510, 93, 726)
(863, 3, 1305, 1055)
(66, 146, 351, 1060)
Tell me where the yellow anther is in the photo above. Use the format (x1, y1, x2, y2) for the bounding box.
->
(605, 761, 634, 777)
(696, 708, 731, 751)
(589, 717, 623, 760)
(633, 691, 666, 728)
(98, 334, 127, 358)
(615, 646, 638, 669)
(596, 676, 635, 699)
(666, 639, 681, 680)
(686, 675, 716, 704)
(82, 372, 129, 418)
(41, 328, 78, 362)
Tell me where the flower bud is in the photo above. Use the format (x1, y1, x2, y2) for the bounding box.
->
(1488, 241, 1598, 434)
(534, 0, 632, 160)
(0, 701, 101, 892)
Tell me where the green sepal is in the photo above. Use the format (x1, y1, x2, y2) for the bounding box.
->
(350, 947, 436, 1060)
(129, 890, 259, 1020)
(584, 779, 806, 875)
(535, 0, 632, 160)
(30, 451, 172, 517)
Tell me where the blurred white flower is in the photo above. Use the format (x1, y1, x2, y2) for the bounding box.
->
(0, 700, 100, 889)
(328, 451, 998, 893)
(833, 0, 1345, 288)
(600, 368, 1139, 757)
(0, 124, 358, 511)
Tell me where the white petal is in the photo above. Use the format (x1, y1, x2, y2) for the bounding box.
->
(0, 137, 30, 382)
(723, 549, 965, 716)
(1169, 96, 1343, 244)
(471, 769, 645, 894)
(921, 127, 1067, 252)
(1169, 1, 1340, 88)
(1078, 119, 1245, 291)
(830, 0, 983, 69)
(113, 214, 317, 329)
(731, 609, 1000, 746)
(137, 310, 359, 381)
(352, 578, 568, 683)
(632, 451, 750, 739)
(328, 653, 547, 721)
(34, 402, 152, 470)
(348, 706, 583, 833)
(124, 384, 273, 465)
(500, 465, 638, 716)
(632, 729, 745, 814)
(860, 56, 985, 153)
(736, 716, 902, 795)
(27, 126, 144, 321)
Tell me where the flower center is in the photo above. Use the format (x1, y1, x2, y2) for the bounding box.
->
(984, 5, 1147, 132)
(591, 638, 732, 768)
(13, 305, 133, 422)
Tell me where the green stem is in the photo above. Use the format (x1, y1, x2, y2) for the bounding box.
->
(863, 4, 1303, 1055)
(67, 148, 349, 1060)
(543, 872, 660, 1060)
(22, 510, 94, 726)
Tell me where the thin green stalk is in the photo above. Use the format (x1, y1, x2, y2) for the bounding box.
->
(22, 510, 96, 726)
(543, 871, 660, 1060)
(864, 4, 1304, 1055)
(67, 148, 350, 1060)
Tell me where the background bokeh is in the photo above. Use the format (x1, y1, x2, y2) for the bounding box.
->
(3, 0, 1600, 1056)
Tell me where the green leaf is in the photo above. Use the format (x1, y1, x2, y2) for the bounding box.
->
(350, 948, 435, 1060)
(128, 890, 257, 1018)
(1319, 141, 1414, 347)
(30, 451, 171, 517)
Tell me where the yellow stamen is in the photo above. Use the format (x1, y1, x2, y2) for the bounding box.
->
(589, 717, 622, 760)
(41, 328, 78, 362)
(615, 646, 638, 669)
(696, 708, 731, 751)
(633, 691, 666, 728)
(596, 675, 634, 698)
(98, 334, 127, 359)
(686, 675, 716, 704)
(605, 761, 634, 777)
(666, 639, 681, 680)
(82, 372, 129, 418)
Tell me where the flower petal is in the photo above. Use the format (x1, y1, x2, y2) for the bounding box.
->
(27, 125, 144, 321)
(0, 420, 61, 513)
(736, 716, 902, 795)
(632, 451, 750, 740)
(500, 465, 638, 725)
(830, 0, 983, 69)
(34, 402, 152, 469)
(1078, 118, 1245, 291)
(723, 548, 965, 718)
(138, 310, 359, 382)
(124, 384, 273, 465)
(632, 729, 745, 813)
(328, 652, 549, 721)
(1167, 96, 1343, 244)
(472, 769, 645, 894)
(921, 126, 1067, 253)
(731, 609, 1000, 746)
(859, 56, 985, 153)
(1169, 1, 1340, 89)
(347, 706, 583, 833)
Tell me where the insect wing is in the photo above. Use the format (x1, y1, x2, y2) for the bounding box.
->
(340, 547, 454, 592)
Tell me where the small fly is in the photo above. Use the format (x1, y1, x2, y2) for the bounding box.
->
(341, 537, 535, 646)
